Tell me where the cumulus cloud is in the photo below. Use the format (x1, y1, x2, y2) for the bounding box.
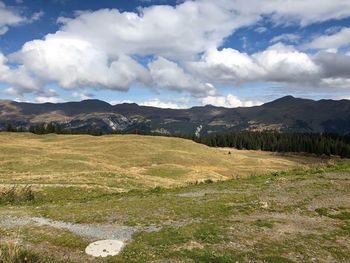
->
(15, 37, 151, 91)
(0, 52, 42, 95)
(250, 0, 350, 26)
(55, 2, 256, 59)
(12, 0, 249, 95)
(189, 48, 263, 84)
(148, 57, 216, 96)
(314, 52, 350, 79)
(303, 27, 350, 50)
(315, 50, 350, 89)
(253, 43, 319, 83)
(201, 94, 262, 108)
(2, 0, 350, 98)
(190, 43, 320, 85)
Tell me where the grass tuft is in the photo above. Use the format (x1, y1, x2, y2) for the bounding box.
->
(0, 185, 35, 205)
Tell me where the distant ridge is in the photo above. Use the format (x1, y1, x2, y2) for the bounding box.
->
(1, 96, 350, 135)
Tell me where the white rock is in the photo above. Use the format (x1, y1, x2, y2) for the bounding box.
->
(260, 201, 269, 209)
(85, 240, 124, 257)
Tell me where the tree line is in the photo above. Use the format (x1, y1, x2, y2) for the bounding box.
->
(195, 132, 350, 158)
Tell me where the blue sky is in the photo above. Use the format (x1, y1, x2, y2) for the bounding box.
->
(0, 0, 350, 108)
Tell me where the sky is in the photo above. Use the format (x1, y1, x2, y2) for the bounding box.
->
(0, 0, 350, 108)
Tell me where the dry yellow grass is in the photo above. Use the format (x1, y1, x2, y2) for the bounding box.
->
(0, 133, 328, 191)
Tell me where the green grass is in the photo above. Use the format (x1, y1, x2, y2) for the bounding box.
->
(264, 256, 296, 263)
(316, 207, 350, 220)
(23, 226, 89, 249)
(253, 219, 275, 229)
(144, 165, 190, 178)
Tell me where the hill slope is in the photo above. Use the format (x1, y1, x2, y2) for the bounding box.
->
(1, 96, 350, 134)
(0, 133, 325, 191)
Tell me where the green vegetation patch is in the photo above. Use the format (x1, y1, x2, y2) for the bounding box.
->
(264, 256, 296, 263)
(23, 226, 89, 249)
(0, 185, 35, 205)
(144, 165, 190, 178)
(316, 207, 350, 220)
(253, 219, 275, 229)
(172, 248, 245, 263)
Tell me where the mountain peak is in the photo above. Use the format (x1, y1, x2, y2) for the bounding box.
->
(263, 95, 306, 106)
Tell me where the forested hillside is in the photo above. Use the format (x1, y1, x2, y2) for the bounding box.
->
(196, 132, 350, 158)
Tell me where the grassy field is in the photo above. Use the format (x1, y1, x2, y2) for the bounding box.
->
(0, 133, 348, 263)
(0, 133, 325, 191)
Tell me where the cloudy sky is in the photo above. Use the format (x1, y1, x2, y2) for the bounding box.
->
(0, 0, 350, 108)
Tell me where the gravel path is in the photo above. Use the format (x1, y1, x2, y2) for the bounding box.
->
(0, 216, 135, 241)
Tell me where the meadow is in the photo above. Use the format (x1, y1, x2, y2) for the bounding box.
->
(0, 133, 348, 263)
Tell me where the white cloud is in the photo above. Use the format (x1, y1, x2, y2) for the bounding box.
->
(270, 33, 300, 44)
(0, 1, 25, 35)
(15, 37, 151, 91)
(110, 99, 134, 105)
(14, 0, 245, 95)
(34, 96, 62, 103)
(0, 52, 42, 95)
(253, 43, 319, 83)
(30, 11, 44, 22)
(140, 98, 186, 109)
(3, 0, 350, 98)
(148, 57, 216, 96)
(303, 27, 350, 50)
(190, 43, 319, 85)
(189, 48, 263, 83)
(255, 26, 267, 33)
(251, 0, 350, 26)
(201, 94, 262, 108)
(0, 1, 43, 36)
(54, 2, 256, 59)
(321, 78, 350, 89)
(111, 98, 190, 109)
(72, 91, 94, 100)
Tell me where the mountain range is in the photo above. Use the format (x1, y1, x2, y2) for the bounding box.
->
(1, 96, 350, 135)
